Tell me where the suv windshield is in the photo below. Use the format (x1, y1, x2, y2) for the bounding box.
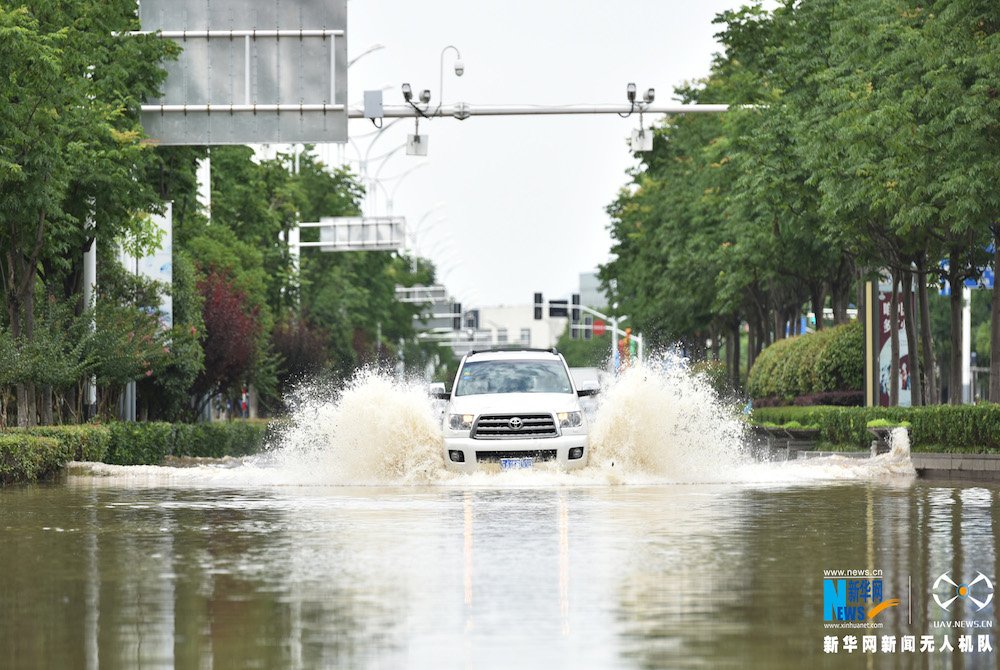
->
(455, 359, 573, 396)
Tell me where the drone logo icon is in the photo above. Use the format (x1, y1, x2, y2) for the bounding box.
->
(933, 572, 994, 612)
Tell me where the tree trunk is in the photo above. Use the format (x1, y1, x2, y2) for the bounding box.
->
(829, 254, 855, 325)
(40, 385, 53, 426)
(990, 236, 1000, 402)
(773, 309, 785, 341)
(901, 267, 922, 406)
(14, 286, 37, 427)
(16, 384, 31, 428)
(917, 255, 937, 404)
(731, 319, 741, 392)
(889, 270, 900, 407)
(949, 266, 964, 405)
(831, 293, 845, 325)
(747, 318, 757, 373)
(856, 268, 866, 331)
(811, 283, 826, 331)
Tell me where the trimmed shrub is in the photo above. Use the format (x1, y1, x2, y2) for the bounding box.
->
(27, 425, 112, 461)
(105, 421, 175, 465)
(748, 322, 862, 405)
(747, 336, 797, 400)
(0, 435, 68, 484)
(792, 391, 863, 407)
(3, 419, 274, 478)
(816, 320, 864, 392)
(172, 419, 270, 458)
(751, 404, 1000, 452)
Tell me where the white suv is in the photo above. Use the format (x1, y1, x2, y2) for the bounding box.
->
(435, 348, 596, 472)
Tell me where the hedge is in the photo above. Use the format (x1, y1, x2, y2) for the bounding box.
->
(0, 419, 273, 484)
(747, 321, 863, 405)
(103, 419, 272, 465)
(751, 405, 1000, 452)
(0, 435, 68, 484)
(24, 424, 112, 461)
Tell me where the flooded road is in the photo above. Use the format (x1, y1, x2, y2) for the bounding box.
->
(2, 478, 998, 669)
(2, 366, 997, 668)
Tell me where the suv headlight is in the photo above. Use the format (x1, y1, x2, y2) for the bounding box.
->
(557, 411, 583, 428)
(448, 414, 475, 431)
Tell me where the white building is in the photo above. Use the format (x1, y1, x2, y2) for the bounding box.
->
(450, 305, 567, 356)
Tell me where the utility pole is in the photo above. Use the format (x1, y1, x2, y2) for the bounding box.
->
(83, 214, 97, 420)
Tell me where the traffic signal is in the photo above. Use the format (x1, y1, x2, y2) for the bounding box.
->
(549, 300, 568, 318)
(452, 302, 462, 330)
(570, 293, 581, 339)
(533, 293, 543, 320)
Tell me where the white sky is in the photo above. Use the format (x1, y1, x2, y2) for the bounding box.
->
(330, 0, 748, 308)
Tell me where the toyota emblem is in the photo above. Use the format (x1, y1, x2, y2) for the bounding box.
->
(508, 417, 524, 430)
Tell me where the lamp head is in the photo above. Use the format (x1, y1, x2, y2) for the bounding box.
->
(454, 59, 465, 76)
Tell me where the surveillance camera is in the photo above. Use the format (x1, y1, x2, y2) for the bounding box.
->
(626, 82, 636, 103)
(454, 59, 465, 76)
(402, 83, 412, 102)
(420, 89, 431, 104)
(644, 88, 655, 104)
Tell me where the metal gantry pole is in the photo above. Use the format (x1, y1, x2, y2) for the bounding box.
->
(83, 219, 97, 419)
(963, 286, 972, 403)
(344, 102, 730, 120)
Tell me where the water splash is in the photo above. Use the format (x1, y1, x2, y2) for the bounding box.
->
(586, 354, 750, 483)
(269, 368, 447, 485)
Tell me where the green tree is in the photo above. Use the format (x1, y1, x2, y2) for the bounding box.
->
(0, 1, 176, 425)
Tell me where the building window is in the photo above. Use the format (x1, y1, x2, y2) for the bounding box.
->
(520, 328, 531, 345)
(497, 328, 508, 344)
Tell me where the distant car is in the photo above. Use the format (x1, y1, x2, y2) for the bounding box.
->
(434, 348, 597, 472)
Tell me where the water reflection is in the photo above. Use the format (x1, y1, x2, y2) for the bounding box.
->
(0, 480, 998, 668)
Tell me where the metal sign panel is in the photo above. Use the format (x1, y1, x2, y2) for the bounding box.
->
(317, 217, 405, 252)
(395, 285, 448, 304)
(138, 0, 347, 145)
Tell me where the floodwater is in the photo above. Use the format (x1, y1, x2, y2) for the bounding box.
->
(2, 364, 998, 669)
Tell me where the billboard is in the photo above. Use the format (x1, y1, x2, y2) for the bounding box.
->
(875, 281, 913, 407)
(119, 204, 173, 331)
(138, 0, 347, 145)
(865, 281, 916, 407)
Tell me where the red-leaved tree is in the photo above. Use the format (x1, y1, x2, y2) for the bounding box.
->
(193, 269, 260, 405)
(272, 317, 329, 393)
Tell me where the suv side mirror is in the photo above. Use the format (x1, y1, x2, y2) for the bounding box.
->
(429, 383, 450, 400)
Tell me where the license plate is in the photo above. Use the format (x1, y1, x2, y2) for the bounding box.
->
(500, 457, 534, 470)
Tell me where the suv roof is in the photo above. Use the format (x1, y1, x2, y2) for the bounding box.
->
(464, 348, 561, 361)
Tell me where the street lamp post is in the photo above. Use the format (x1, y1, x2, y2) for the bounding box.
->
(348, 43, 385, 68)
(437, 45, 464, 115)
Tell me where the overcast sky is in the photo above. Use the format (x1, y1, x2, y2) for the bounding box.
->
(331, 1, 751, 308)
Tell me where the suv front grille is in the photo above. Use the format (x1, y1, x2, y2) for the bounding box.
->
(475, 449, 558, 462)
(472, 414, 558, 439)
